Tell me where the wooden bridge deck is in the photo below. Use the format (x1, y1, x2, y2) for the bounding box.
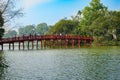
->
(0, 35, 93, 50)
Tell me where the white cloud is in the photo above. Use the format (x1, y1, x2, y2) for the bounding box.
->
(21, 0, 51, 9)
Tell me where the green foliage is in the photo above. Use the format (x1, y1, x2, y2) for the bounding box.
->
(101, 40, 118, 46)
(19, 28, 25, 36)
(4, 30, 17, 38)
(48, 19, 79, 35)
(18, 23, 49, 36)
(74, 0, 120, 45)
(78, 0, 107, 35)
(19, 25, 35, 36)
(36, 23, 49, 35)
(71, 10, 82, 22)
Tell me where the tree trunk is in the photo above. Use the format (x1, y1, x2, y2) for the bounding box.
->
(0, 12, 4, 27)
(112, 29, 117, 40)
(112, 33, 117, 40)
(108, 29, 117, 40)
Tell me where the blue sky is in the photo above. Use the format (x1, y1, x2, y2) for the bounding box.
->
(14, 0, 120, 28)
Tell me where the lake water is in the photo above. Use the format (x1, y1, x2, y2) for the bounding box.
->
(0, 47, 120, 80)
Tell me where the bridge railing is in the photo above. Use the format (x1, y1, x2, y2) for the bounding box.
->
(0, 35, 94, 43)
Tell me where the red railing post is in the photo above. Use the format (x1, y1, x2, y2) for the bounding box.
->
(19, 42, 20, 50)
(44, 40, 46, 49)
(41, 40, 42, 49)
(66, 39, 68, 48)
(12, 43, 14, 50)
(28, 41, 30, 50)
(84, 36, 86, 48)
(23, 42, 24, 50)
(51, 39, 54, 48)
(32, 41, 34, 50)
(36, 40, 38, 50)
(78, 39, 80, 48)
(60, 39, 62, 48)
(72, 39, 75, 48)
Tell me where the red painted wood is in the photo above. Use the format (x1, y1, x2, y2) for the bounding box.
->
(32, 41, 34, 50)
(72, 40, 75, 48)
(84, 40, 86, 48)
(41, 40, 42, 49)
(51, 40, 54, 48)
(44, 40, 46, 49)
(28, 41, 29, 50)
(36, 40, 38, 50)
(78, 40, 80, 48)
(0, 35, 93, 50)
(66, 39, 68, 48)
(60, 39, 62, 48)
(13, 43, 14, 50)
(19, 42, 20, 50)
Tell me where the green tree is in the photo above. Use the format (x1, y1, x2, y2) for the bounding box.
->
(91, 10, 120, 39)
(106, 11, 120, 40)
(19, 27, 25, 36)
(36, 23, 49, 35)
(81, 0, 107, 36)
(48, 19, 79, 35)
(4, 30, 17, 38)
(0, 0, 22, 38)
(18, 25, 35, 36)
(74, 0, 120, 45)
(71, 10, 82, 22)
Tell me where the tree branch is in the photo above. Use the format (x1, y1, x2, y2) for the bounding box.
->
(1, 0, 10, 14)
(4, 9, 23, 23)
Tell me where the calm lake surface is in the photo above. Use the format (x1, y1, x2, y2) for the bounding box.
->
(0, 46, 120, 80)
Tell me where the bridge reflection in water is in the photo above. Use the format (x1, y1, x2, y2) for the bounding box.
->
(0, 35, 93, 50)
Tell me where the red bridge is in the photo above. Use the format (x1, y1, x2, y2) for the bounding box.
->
(0, 35, 94, 50)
